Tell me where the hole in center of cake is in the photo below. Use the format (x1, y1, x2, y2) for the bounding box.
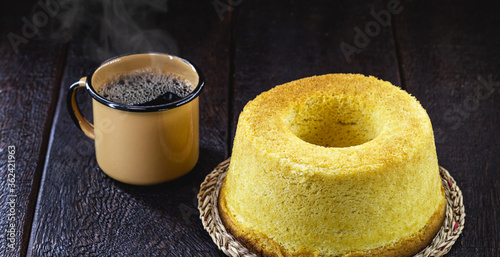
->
(287, 95, 381, 147)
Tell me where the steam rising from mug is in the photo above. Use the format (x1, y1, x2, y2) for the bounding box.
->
(48, 0, 178, 61)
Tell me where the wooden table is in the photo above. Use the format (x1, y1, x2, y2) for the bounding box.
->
(1, 0, 498, 256)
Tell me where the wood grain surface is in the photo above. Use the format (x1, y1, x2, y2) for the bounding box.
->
(0, 0, 498, 256)
(0, 1, 68, 255)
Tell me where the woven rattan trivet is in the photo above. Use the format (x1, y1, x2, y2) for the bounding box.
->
(198, 158, 465, 257)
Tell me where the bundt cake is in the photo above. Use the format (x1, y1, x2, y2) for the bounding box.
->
(219, 74, 446, 256)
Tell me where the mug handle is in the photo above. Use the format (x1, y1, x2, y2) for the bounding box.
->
(66, 77, 95, 139)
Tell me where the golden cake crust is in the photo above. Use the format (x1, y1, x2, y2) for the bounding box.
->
(219, 185, 446, 257)
(220, 74, 447, 256)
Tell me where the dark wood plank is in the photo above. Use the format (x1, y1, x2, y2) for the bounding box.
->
(0, 2, 68, 256)
(231, 0, 402, 145)
(394, 1, 500, 256)
(28, 0, 230, 256)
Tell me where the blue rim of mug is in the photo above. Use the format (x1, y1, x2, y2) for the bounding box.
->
(86, 52, 205, 112)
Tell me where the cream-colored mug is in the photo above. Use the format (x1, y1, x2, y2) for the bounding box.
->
(67, 53, 204, 185)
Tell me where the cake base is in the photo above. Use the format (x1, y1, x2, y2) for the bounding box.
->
(198, 159, 465, 257)
(219, 189, 445, 257)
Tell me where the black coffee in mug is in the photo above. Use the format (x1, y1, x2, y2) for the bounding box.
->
(98, 68, 193, 106)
